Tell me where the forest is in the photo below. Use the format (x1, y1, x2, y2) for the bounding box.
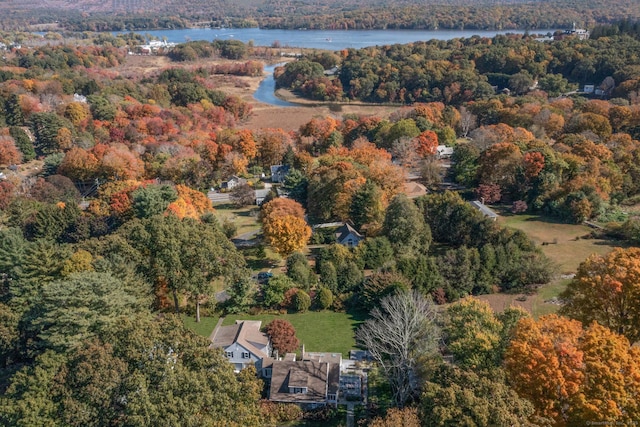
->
(1, 0, 640, 32)
(1, 22, 640, 426)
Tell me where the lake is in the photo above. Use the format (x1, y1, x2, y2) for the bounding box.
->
(118, 27, 556, 50)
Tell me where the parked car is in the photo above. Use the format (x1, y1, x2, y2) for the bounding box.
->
(257, 271, 273, 283)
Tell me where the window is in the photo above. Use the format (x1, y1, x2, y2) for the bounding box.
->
(225, 351, 234, 358)
(242, 352, 250, 359)
(263, 368, 272, 378)
(328, 393, 337, 401)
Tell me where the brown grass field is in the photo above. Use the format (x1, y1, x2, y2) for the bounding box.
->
(476, 213, 623, 317)
(117, 55, 398, 131)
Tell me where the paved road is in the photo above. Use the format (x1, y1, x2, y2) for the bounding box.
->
(208, 317, 225, 343)
(208, 190, 230, 204)
(345, 402, 355, 427)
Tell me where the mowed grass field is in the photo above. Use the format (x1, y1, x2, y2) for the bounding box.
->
(476, 213, 623, 318)
(214, 204, 261, 237)
(181, 314, 220, 338)
(220, 310, 366, 357)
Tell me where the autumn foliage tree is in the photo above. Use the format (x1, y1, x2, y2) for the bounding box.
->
(505, 314, 640, 425)
(505, 315, 584, 424)
(560, 247, 640, 343)
(265, 319, 300, 355)
(263, 215, 311, 258)
(261, 198, 311, 257)
(0, 137, 22, 165)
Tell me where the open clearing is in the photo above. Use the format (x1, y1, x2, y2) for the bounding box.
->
(181, 314, 220, 338)
(476, 213, 623, 317)
(220, 310, 366, 357)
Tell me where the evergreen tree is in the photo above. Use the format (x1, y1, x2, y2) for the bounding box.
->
(9, 126, 35, 161)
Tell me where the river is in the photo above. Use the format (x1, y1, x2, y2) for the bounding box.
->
(120, 27, 556, 107)
(253, 64, 298, 107)
(118, 27, 556, 51)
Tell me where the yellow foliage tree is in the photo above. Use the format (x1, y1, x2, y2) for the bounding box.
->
(263, 215, 311, 257)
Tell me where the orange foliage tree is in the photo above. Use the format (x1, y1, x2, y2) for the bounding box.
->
(414, 130, 439, 158)
(505, 315, 640, 425)
(505, 315, 584, 424)
(57, 147, 99, 181)
(0, 137, 23, 165)
(560, 247, 640, 343)
(260, 198, 306, 222)
(369, 407, 420, 427)
(167, 184, 214, 219)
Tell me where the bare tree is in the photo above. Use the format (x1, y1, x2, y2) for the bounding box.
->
(356, 290, 440, 407)
(458, 106, 477, 138)
(229, 183, 255, 207)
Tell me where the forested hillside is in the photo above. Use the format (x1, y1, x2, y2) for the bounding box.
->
(0, 0, 639, 31)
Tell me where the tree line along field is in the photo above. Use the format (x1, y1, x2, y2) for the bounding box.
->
(2, 25, 640, 426)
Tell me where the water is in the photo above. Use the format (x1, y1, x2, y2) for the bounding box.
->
(117, 27, 555, 50)
(117, 27, 556, 106)
(253, 64, 297, 107)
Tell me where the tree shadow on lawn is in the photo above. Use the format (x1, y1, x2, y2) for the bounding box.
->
(521, 214, 572, 225)
(346, 308, 368, 349)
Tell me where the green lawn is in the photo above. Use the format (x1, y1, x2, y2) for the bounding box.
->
(221, 310, 366, 357)
(531, 279, 571, 318)
(214, 203, 261, 237)
(181, 314, 220, 338)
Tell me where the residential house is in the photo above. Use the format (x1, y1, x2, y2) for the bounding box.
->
(469, 200, 498, 221)
(402, 182, 428, 199)
(436, 145, 454, 159)
(221, 175, 247, 190)
(255, 188, 271, 205)
(262, 352, 341, 409)
(270, 165, 290, 183)
(210, 320, 271, 372)
(335, 223, 364, 247)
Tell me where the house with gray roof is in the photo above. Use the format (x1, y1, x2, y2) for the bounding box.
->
(469, 200, 498, 221)
(262, 351, 341, 409)
(210, 320, 271, 372)
(335, 223, 364, 247)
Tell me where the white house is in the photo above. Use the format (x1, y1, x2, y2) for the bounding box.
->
(210, 320, 271, 372)
(335, 223, 364, 247)
(221, 175, 247, 190)
(436, 145, 454, 159)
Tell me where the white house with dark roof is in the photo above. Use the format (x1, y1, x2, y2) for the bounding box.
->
(335, 223, 364, 247)
(210, 320, 271, 372)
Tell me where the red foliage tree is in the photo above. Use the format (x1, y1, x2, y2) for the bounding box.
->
(523, 151, 545, 180)
(265, 319, 300, 355)
(0, 181, 15, 209)
(0, 137, 22, 165)
(414, 130, 439, 158)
